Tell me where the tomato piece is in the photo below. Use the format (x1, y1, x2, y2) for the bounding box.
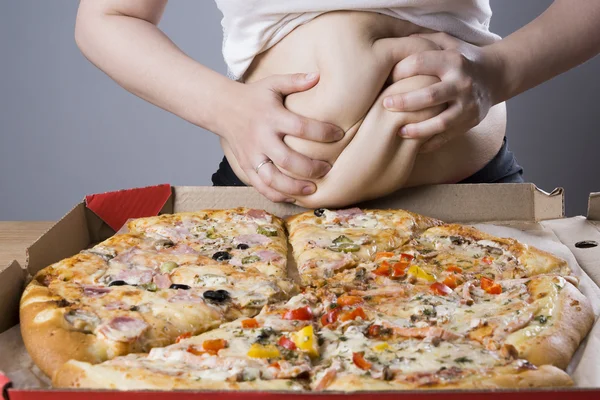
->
(283, 306, 313, 321)
(487, 284, 502, 294)
(430, 282, 453, 296)
(372, 261, 392, 276)
(278, 336, 297, 350)
(480, 277, 502, 294)
(241, 318, 259, 329)
(480, 277, 494, 290)
(269, 361, 281, 369)
(391, 262, 408, 278)
(186, 345, 205, 356)
(337, 294, 363, 306)
(443, 274, 459, 289)
(374, 252, 394, 260)
(339, 307, 367, 322)
(176, 332, 192, 343)
(446, 265, 463, 273)
(400, 253, 414, 262)
(482, 256, 493, 265)
(352, 352, 372, 370)
(367, 324, 382, 338)
(202, 339, 227, 352)
(321, 309, 339, 326)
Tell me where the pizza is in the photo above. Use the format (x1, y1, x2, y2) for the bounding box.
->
(20, 208, 296, 377)
(20, 207, 595, 391)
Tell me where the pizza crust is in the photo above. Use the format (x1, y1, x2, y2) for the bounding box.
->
(507, 278, 595, 369)
(20, 281, 107, 378)
(53, 360, 307, 391)
(320, 365, 573, 391)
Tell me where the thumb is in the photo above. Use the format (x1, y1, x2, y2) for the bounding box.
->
(264, 72, 320, 96)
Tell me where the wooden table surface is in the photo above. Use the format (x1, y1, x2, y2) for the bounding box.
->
(0, 221, 55, 268)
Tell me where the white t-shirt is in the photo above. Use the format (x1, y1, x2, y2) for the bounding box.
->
(214, 0, 501, 80)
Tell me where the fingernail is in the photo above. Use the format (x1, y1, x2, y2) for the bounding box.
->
(334, 130, 344, 140)
(305, 72, 318, 81)
(399, 127, 409, 137)
(322, 163, 332, 175)
(285, 198, 296, 204)
(384, 97, 394, 109)
(302, 185, 316, 195)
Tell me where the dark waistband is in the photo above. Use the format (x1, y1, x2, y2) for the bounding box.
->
(212, 137, 523, 187)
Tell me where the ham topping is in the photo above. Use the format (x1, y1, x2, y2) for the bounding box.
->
(82, 285, 111, 297)
(234, 234, 271, 246)
(255, 250, 282, 262)
(99, 316, 149, 343)
(246, 209, 271, 222)
(153, 273, 173, 289)
(113, 269, 154, 285)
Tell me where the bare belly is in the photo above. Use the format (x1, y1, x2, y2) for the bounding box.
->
(221, 11, 506, 208)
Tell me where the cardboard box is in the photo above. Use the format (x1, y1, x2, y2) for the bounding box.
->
(1, 184, 599, 399)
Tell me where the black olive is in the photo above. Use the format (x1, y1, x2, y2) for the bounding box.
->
(203, 289, 230, 302)
(236, 243, 249, 250)
(450, 236, 466, 245)
(383, 367, 394, 381)
(108, 280, 128, 287)
(255, 327, 274, 343)
(56, 299, 71, 308)
(130, 305, 139, 311)
(314, 208, 325, 217)
(212, 251, 232, 261)
(170, 284, 191, 290)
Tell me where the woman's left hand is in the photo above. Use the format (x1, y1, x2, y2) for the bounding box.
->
(383, 32, 503, 153)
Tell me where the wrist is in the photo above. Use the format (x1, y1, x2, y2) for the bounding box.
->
(481, 44, 512, 105)
(190, 75, 244, 139)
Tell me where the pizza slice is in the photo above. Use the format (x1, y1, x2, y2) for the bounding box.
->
(404, 224, 571, 280)
(53, 292, 324, 390)
(21, 209, 296, 378)
(126, 208, 289, 278)
(286, 208, 442, 286)
(313, 324, 572, 391)
(316, 274, 594, 370)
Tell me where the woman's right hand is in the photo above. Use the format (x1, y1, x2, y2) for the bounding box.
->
(220, 72, 344, 203)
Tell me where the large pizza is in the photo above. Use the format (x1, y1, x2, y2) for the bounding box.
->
(19, 207, 594, 391)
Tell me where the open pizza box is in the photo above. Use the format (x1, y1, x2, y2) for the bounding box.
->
(1, 183, 599, 399)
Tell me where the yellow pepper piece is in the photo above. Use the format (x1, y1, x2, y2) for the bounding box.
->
(291, 325, 319, 358)
(373, 342, 389, 351)
(407, 265, 436, 282)
(247, 343, 280, 359)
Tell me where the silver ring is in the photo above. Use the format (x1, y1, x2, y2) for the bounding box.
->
(255, 159, 274, 174)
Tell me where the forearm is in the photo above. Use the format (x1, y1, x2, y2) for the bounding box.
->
(75, 2, 236, 135)
(486, 0, 600, 104)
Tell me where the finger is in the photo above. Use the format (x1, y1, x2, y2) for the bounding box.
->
(243, 166, 294, 203)
(398, 102, 463, 139)
(280, 114, 344, 142)
(383, 81, 458, 111)
(266, 72, 320, 96)
(410, 32, 462, 50)
(268, 141, 331, 179)
(391, 50, 456, 81)
(256, 161, 317, 196)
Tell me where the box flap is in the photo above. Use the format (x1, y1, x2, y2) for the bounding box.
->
(85, 184, 172, 232)
(0, 261, 25, 334)
(172, 184, 564, 222)
(26, 203, 90, 276)
(588, 193, 600, 221)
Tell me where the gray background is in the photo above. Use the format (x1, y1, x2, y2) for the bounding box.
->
(1, 1, 599, 220)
